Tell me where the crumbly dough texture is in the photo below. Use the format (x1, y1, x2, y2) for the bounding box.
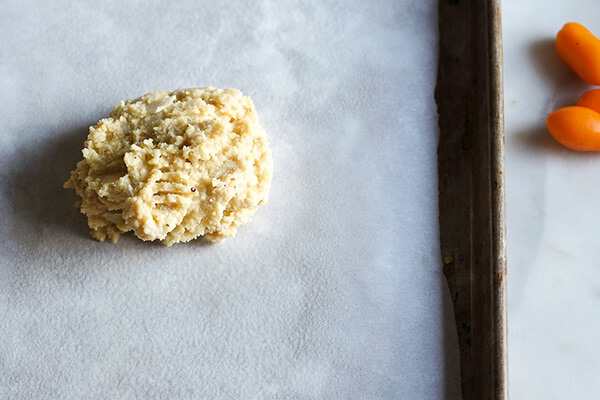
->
(65, 87, 273, 246)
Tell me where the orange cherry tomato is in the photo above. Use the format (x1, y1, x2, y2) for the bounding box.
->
(555, 22, 600, 85)
(577, 88, 600, 113)
(546, 106, 600, 151)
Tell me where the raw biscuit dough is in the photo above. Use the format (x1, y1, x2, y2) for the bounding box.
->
(65, 87, 273, 246)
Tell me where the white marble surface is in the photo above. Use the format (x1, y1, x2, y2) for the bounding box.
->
(504, 1, 600, 398)
(0, 1, 461, 399)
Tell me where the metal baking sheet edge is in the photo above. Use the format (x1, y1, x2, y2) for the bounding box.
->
(436, 0, 507, 398)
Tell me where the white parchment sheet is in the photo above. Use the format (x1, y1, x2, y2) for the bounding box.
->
(0, 1, 460, 398)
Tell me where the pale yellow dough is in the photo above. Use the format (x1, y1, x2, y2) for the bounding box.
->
(65, 87, 273, 246)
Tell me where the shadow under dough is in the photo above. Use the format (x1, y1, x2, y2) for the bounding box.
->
(8, 124, 215, 248)
(8, 125, 91, 239)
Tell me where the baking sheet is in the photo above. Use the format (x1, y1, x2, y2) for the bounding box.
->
(0, 1, 461, 398)
(437, 1, 506, 398)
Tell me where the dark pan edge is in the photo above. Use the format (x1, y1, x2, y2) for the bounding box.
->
(436, 0, 507, 399)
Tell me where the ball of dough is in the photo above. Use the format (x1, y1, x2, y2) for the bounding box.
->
(65, 87, 273, 246)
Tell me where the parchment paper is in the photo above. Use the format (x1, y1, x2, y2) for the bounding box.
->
(0, 1, 460, 398)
